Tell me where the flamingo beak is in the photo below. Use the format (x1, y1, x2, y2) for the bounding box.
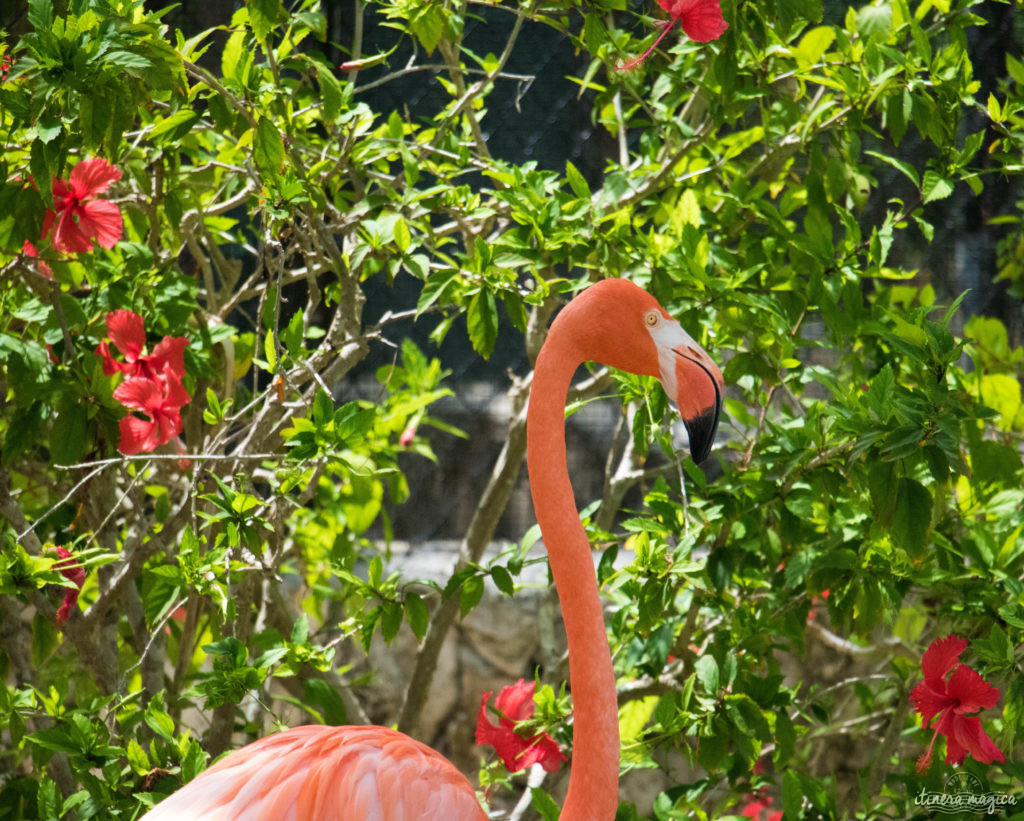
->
(669, 347, 723, 465)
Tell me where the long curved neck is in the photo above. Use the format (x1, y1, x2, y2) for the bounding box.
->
(527, 319, 619, 820)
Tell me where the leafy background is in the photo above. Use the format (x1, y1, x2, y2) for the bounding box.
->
(1, 0, 1024, 818)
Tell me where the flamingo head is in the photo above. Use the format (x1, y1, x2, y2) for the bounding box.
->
(556, 279, 724, 463)
(641, 304, 723, 464)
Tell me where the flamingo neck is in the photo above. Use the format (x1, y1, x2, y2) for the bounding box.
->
(527, 322, 619, 820)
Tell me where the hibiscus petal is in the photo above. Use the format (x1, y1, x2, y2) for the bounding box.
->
(96, 341, 131, 376)
(494, 679, 537, 723)
(660, 0, 728, 42)
(118, 415, 159, 455)
(517, 731, 567, 772)
(37, 209, 56, 242)
(910, 680, 952, 727)
(53, 546, 86, 625)
(56, 599, 75, 625)
(75, 199, 123, 249)
(106, 310, 146, 362)
(50, 178, 71, 201)
(150, 336, 189, 379)
(161, 372, 192, 409)
(947, 663, 1001, 714)
(155, 405, 184, 447)
(53, 548, 86, 590)
(68, 157, 122, 198)
(920, 634, 967, 690)
(114, 377, 162, 413)
(475, 690, 526, 770)
(949, 714, 1005, 766)
(475, 691, 496, 743)
(52, 208, 95, 254)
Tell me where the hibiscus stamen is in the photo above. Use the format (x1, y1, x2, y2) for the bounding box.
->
(615, 18, 679, 72)
(916, 724, 941, 773)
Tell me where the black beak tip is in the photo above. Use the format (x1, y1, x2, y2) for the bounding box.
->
(684, 405, 721, 464)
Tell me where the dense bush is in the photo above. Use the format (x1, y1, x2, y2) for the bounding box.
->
(1, 0, 1022, 818)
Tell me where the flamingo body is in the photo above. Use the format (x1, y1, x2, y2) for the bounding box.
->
(141, 725, 487, 821)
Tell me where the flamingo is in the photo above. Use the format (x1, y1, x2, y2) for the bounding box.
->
(140, 278, 723, 821)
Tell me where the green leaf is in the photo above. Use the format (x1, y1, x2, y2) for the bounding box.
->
(144, 705, 176, 743)
(890, 478, 932, 558)
(418, 271, 459, 310)
(313, 389, 334, 426)
(263, 329, 278, 371)
(491, 565, 514, 596)
(50, 398, 88, 466)
(466, 290, 498, 359)
(921, 170, 954, 204)
(254, 116, 285, 182)
(408, 3, 446, 54)
(125, 738, 150, 774)
(303, 678, 347, 725)
(27, 0, 53, 31)
(283, 310, 304, 359)
(866, 150, 920, 188)
(105, 51, 153, 74)
(222, 26, 247, 82)
(1007, 54, 1024, 87)
(856, 4, 892, 42)
(291, 614, 309, 645)
(694, 655, 719, 695)
(565, 161, 590, 199)
(867, 460, 898, 527)
(334, 402, 375, 446)
(36, 779, 61, 819)
(26, 727, 79, 755)
(150, 109, 200, 142)
(247, 0, 287, 41)
(380, 600, 403, 643)
(459, 574, 484, 617)
(393, 217, 411, 253)
(3, 402, 46, 465)
(530, 787, 561, 821)
(181, 736, 208, 782)
(404, 592, 429, 640)
(793, 26, 835, 65)
(316, 63, 344, 122)
(774, 709, 795, 765)
(781, 768, 803, 818)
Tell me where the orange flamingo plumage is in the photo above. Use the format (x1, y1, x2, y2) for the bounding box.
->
(141, 278, 722, 821)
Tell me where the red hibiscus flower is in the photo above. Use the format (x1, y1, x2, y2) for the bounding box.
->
(1, 54, 12, 82)
(114, 373, 191, 455)
(617, 0, 728, 71)
(40, 158, 123, 254)
(96, 310, 188, 381)
(475, 679, 567, 773)
(910, 634, 1005, 772)
(51, 547, 86, 626)
(740, 794, 782, 821)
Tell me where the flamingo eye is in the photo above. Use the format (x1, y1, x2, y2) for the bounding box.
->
(644, 310, 660, 328)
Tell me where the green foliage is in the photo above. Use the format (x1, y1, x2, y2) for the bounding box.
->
(1, 0, 1023, 818)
